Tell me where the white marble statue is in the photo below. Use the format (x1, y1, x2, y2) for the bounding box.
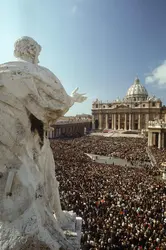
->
(0, 36, 86, 250)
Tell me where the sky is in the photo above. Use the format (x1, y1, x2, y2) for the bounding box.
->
(0, 0, 166, 115)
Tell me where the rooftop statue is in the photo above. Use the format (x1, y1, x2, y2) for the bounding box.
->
(0, 36, 86, 250)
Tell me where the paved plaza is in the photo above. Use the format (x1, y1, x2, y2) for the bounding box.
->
(86, 153, 149, 168)
(90, 131, 144, 138)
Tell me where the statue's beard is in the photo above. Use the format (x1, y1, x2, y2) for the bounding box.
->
(18, 54, 39, 64)
(34, 52, 40, 64)
(34, 57, 39, 64)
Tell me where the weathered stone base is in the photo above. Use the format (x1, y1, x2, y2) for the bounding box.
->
(9, 236, 51, 250)
(0, 210, 82, 250)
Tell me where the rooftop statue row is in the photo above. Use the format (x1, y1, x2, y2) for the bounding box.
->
(0, 36, 86, 250)
(148, 119, 166, 127)
(92, 77, 161, 104)
(92, 95, 160, 104)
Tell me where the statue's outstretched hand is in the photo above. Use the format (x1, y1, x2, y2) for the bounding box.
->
(71, 87, 87, 103)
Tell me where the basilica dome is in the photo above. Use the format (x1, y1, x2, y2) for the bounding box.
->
(125, 77, 148, 101)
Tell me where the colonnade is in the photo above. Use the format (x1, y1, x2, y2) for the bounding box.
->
(148, 131, 166, 149)
(48, 122, 91, 138)
(93, 113, 146, 131)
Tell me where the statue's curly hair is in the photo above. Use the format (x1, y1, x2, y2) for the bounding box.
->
(14, 36, 42, 60)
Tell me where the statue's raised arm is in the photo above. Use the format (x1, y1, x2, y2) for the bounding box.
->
(71, 87, 87, 103)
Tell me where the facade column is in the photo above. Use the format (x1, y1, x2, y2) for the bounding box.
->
(152, 133, 156, 146)
(92, 115, 95, 130)
(158, 132, 161, 149)
(59, 128, 61, 137)
(124, 114, 127, 130)
(148, 131, 153, 146)
(162, 133, 165, 148)
(132, 114, 134, 130)
(148, 132, 150, 146)
(105, 114, 108, 129)
(146, 114, 149, 129)
(138, 114, 141, 130)
(114, 114, 117, 130)
(129, 114, 132, 130)
(99, 113, 102, 130)
(118, 114, 121, 130)
(111, 114, 114, 130)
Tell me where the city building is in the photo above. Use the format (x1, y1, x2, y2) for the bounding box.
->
(75, 114, 92, 120)
(148, 120, 166, 148)
(92, 77, 166, 131)
(48, 115, 92, 139)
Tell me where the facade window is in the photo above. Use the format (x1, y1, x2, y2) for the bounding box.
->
(109, 104, 112, 107)
(96, 104, 98, 108)
(143, 104, 145, 107)
(135, 103, 138, 107)
(152, 102, 156, 107)
(103, 106, 105, 108)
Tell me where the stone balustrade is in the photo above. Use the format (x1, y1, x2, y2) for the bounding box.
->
(148, 120, 166, 128)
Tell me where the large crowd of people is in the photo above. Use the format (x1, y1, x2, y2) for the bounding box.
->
(151, 147, 166, 168)
(51, 136, 166, 250)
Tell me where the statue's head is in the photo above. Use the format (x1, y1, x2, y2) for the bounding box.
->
(14, 36, 42, 64)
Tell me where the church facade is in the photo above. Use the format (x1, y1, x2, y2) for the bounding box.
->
(92, 77, 166, 131)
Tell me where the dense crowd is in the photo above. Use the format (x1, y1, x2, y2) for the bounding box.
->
(151, 147, 166, 168)
(51, 136, 166, 250)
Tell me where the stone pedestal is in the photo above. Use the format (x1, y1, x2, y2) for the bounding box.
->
(65, 216, 82, 248)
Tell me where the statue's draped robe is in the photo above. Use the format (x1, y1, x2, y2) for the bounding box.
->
(0, 61, 73, 221)
(0, 61, 74, 124)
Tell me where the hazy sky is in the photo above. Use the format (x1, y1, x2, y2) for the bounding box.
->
(0, 0, 166, 115)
